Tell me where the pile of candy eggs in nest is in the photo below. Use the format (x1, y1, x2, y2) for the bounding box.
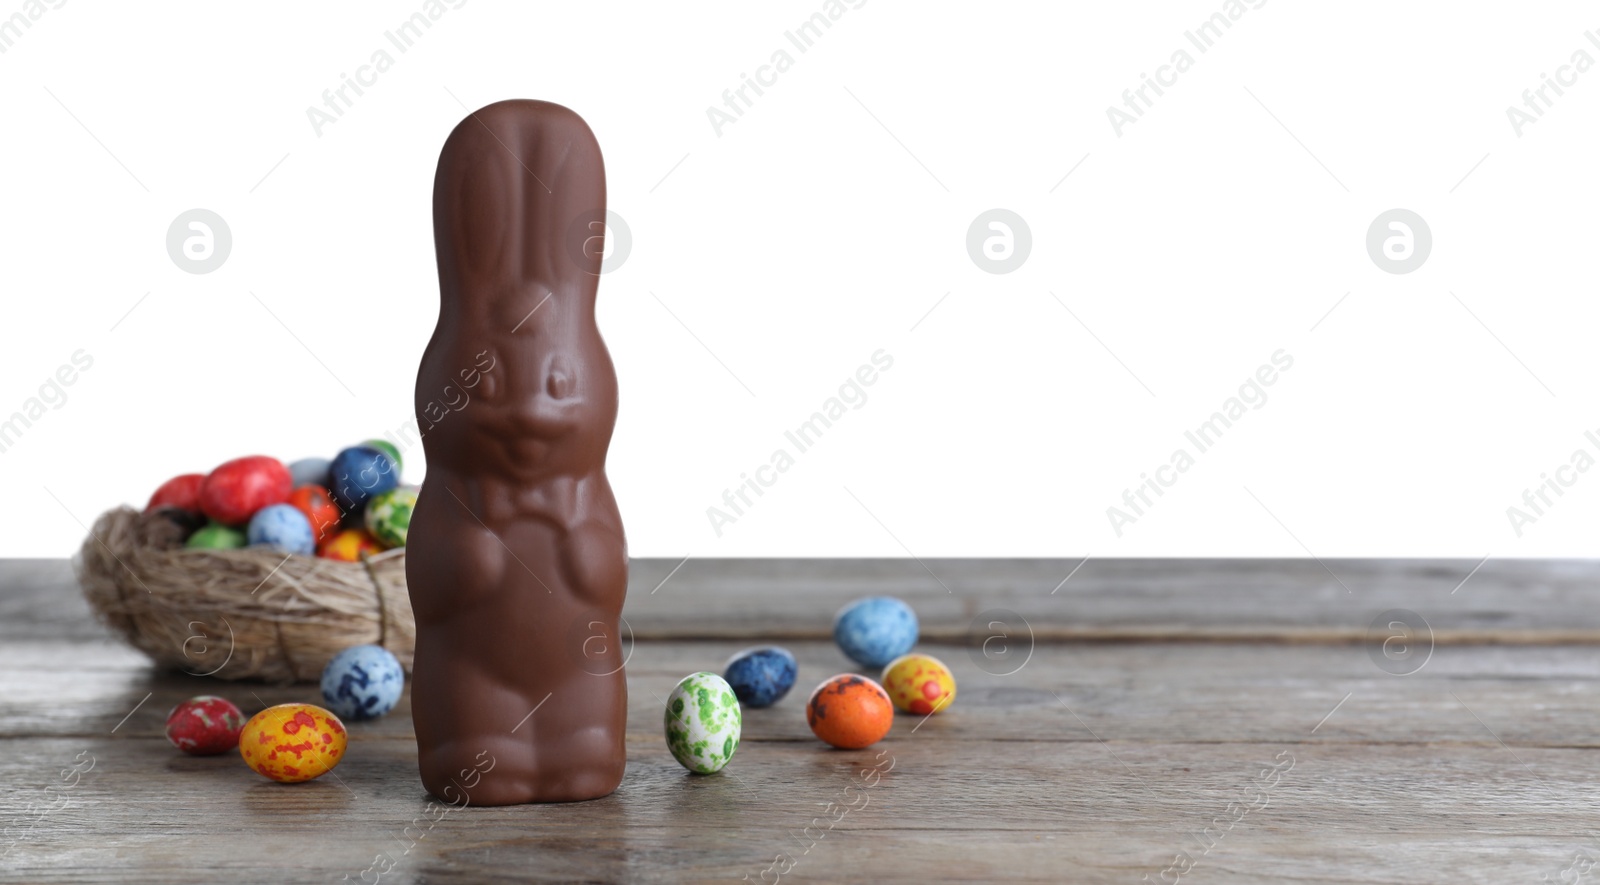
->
(162, 644, 406, 784)
(145, 439, 415, 560)
(662, 595, 958, 775)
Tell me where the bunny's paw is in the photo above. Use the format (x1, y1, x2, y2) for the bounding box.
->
(560, 520, 627, 606)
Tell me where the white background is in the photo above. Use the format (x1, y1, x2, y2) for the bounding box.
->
(2, 1, 1597, 559)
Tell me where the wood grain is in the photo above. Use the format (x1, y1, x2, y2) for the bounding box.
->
(3, 559, 1599, 883)
(18, 556, 1600, 640)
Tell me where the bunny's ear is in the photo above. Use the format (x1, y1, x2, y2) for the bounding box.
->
(433, 131, 516, 293)
(432, 100, 606, 305)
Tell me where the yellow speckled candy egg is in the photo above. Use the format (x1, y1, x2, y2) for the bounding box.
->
(239, 703, 347, 783)
(881, 653, 956, 716)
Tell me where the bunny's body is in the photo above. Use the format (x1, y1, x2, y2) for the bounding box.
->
(407, 100, 627, 805)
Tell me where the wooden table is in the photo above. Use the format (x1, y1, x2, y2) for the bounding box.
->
(4, 558, 1599, 883)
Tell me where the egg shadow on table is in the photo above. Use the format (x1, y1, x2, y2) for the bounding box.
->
(239, 776, 358, 816)
(662, 762, 752, 828)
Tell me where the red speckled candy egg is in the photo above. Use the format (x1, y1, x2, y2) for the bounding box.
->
(146, 473, 207, 515)
(288, 484, 343, 542)
(239, 703, 347, 783)
(806, 674, 894, 749)
(164, 695, 247, 756)
(881, 653, 957, 716)
(199, 456, 292, 525)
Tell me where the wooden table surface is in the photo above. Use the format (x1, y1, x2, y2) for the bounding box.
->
(4, 557, 1599, 884)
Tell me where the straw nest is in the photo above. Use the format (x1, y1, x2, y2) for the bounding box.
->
(74, 506, 414, 684)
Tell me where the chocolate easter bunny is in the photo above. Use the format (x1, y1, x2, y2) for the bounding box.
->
(407, 100, 628, 805)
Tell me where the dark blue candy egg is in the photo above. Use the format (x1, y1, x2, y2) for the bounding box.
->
(328, 446, 398, 513)
(724, 646, 798, 708)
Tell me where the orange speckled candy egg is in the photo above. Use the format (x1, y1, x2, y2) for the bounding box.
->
(239, 703, 347, 783)
(287, 484, 343, 542)
(806, 674, 894, 749)
(881, 653, 957, 716)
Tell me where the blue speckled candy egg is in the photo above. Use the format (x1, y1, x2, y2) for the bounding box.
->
(246, 504, 316, 556)
(664, 672, 740, 774)
(724, 646, 798, 708)
(833, 596, 918, 668)
(320, 644, 405, 721)
(288, 457, 332, 490)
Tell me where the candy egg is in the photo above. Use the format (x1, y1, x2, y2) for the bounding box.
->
(287, 457, 332, 489)
(724, 646, 798, 708)
(320, 645, 405, 721)
(833, 597, 918, 668)
(145, 473, 206, 515)
(288, 484, 342, 542)
(318, 528, 383, 562)
(154, 507, 209, 542)
(664, 672, 741, 774)
(185, 522, 246, 550)
(239, 703, 347, 783)
(288, 457, 331, 486)
(165, 695, 246, 755)
(807, 674, 894, 749)
(199, 456, 292, 525)
(364, 487, 417, 549)
(362, 439, 403, 473)
(328, 446, 399, 513)
(247, 504, 316, 556)
(881, 653, 956, 715)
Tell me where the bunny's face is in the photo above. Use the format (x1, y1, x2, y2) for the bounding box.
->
(430, 300, 616, 483)
(417, 99, 618, 485)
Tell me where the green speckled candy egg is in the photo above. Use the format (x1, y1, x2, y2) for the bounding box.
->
(664, 672, 741, 774)
(363, 487, 417, 549)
